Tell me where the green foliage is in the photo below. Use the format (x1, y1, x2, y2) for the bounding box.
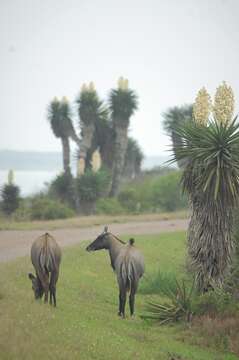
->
(171, 118, 239, 203)
(142, 279, 195, 325)
(49, 173, 75, 208)
(30, 197, 75, 220)
(163, 104, 193, 135)
(76, 169, 111, 202)
(118, 188, 139, 212)
(120, 169, 187, 213)
(192, 288, 238, 317)
(96, 198, 124, 215)
(48, 98, 75, 139)
(1, 184, 20, 215)
(109, 88, 138, 127)
(151, 171, 187, 211)
(139, 270, 179, 295)
(76, 90, 108, 126)
(12, 199, 31, 221)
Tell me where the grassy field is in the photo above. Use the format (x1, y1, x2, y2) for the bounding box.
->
(0, 231, 237, 360)
(0, 211, 188, 231)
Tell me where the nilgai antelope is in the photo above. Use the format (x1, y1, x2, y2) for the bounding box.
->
(28, 233, 61, 306)
(86, 226, 145, 318)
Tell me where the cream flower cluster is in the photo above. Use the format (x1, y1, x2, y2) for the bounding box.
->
(81, 81, 95, 93)
(193, 87, 212, 125)
(118, 76, 129, 90)
(77, 158, 85, 176)
(91, 149, 102, 172)
(52, 96, 69, 104)
(213, 81, 234, 125)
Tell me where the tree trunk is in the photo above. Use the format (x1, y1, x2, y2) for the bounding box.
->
(188, 194, 234, 292)
(110, 126, 128, 197)
(77, 123, 95, 176)
(61, 137, 71, 175)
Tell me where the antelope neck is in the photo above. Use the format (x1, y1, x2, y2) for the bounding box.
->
(107, 235, 124, 267)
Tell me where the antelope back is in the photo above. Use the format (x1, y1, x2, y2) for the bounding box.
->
(31, 233, 61, 274)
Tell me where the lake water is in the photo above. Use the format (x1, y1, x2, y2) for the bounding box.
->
(0, 170, 59, 196)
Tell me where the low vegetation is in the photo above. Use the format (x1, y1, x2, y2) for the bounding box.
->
(0, 168, 187, 220)
(0, 232, 238, 359)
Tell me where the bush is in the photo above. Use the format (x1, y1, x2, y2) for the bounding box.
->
(118, 188, 139, 212)
(192, 288, 238, 317)
(139, 270, 179, 295)
(30, 197, 75, 220)
(120, 169, 188, 213)
(76, 169, 111, 202)
(49, 173, 75, 208)
(151, 171, 187, 212)
(1, 184, 20, 215)
(142, 278, 195, 324)
(96, 198, 125, 215)
(13, 199, 31, 221)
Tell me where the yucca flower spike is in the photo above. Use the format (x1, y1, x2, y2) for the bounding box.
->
(193, 87, 211, 125)
(214, 81, 235, 125)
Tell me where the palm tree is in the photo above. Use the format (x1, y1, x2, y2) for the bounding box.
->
(163, 105, 193, 169)
(76, 82, 108, 176)
(171, 83, 239, 291)
(109, 77, 138, 196)
(48, 97, 78, 175)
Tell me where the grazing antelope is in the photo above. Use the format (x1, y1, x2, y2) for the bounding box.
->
(28, 232, 61, 307)
(86, 226, 145, 318)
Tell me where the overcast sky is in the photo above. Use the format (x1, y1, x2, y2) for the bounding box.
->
(0, 0, 239, 156)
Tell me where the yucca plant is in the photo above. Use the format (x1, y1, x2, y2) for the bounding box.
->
(48, 97, 78, 175)
(76, 82, 108, 175)
(170, 83, 239, 291)
(142, 279, 195, 325)
(163, 104, 193, 169)
(109, 77, 138, 196)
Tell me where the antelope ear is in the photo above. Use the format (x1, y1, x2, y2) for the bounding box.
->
(28, 273, 35, 280)
(104, 225, 108, 233)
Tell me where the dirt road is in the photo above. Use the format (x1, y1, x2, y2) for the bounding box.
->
(0, 219, 188, 263)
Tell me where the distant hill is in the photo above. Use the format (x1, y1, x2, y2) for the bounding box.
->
(0, 150, 172, 171)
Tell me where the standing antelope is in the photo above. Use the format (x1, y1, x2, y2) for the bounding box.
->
(28, 232, 61, 307)
(86, 226, 145, 318)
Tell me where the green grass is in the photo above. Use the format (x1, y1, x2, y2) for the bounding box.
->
(0, 232, 237, 360)
(0, 211, 188, 230)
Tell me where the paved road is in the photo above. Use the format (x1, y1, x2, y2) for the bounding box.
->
(0, 219, 188, 263)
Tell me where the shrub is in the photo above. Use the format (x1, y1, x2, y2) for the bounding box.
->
(120, 169, 188, 213)
(1, 184, 20, 215)
(30, 197, 75, 220)
(13, 199, 31, 221)
(76, 169, 111, 202)
(192, 288, 238, 317)
(49, 173, 75, 208)
(118, 188, 139, 212)
(142, 279, 195, 324)
(139, 270, 178, 295)
(96, 198, 124, 215)
(151, 171, 187, 212)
